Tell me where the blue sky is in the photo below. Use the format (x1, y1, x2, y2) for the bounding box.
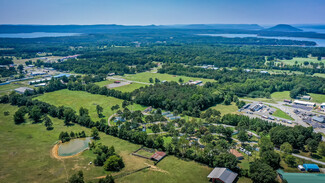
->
(0, 0, 324, 25)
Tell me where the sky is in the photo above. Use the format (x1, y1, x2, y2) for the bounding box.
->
(0, 0, 324, 25)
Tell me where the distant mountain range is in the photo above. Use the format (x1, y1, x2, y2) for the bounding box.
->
(1, 23, 325, 39)
(263, 24, 303, 32)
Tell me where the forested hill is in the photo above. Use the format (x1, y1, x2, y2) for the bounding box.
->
(263, 24, 303, 32)
(0, 24, 264, 33)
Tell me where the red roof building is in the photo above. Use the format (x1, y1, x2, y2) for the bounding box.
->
(150, 151, 166, 161)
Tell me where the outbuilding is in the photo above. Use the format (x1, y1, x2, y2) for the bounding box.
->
(207, 167, 238, 183)
(14, 87, 34, 94)
(230, 149, 244, 160)
(303, 164, 320, 172)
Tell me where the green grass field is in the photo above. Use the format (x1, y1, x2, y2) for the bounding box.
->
(313, 73, 325, 78)
(35, 89, 147, 122)
(309, 93, 325, 104)
(116, 72, 215, 84)
(0, 103, 217, 183)
(94, 80, 115, 87)
(118, 156, 213, 183)
(272, 108, 294, 121)
(114, 83, 148, 92)
(209, 102, 239, 116)
(279, 57, 325, 67)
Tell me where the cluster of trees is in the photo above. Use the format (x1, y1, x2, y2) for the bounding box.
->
(132, 82, 223, 117)
(270, 125, 322, 151)
(59, 131, 87, 143)
(89, 142, 124, 171)
(68, 171, 114, 183)
(159, 63, 325, 98)
(0, 66, 16, 77)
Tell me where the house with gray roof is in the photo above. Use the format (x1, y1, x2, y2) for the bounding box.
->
(207, 167, 238, 183)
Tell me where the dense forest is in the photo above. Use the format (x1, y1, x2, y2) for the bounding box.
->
(132, 82, 223, 116)
(159, 63, 325, 98)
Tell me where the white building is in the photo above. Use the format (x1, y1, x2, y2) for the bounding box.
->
(293, 100, 316, 107)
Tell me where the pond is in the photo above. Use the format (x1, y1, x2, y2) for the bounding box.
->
(58, 137, 91, 156)
(277, 169, 325, 183)
(198, 34, 325, 47)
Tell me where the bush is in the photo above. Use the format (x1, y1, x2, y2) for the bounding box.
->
(103, 155, 124, 171)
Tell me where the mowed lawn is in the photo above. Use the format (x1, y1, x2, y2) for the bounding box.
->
(0, 103, 215, 183)
(117, 72, 215, 84)
(114, 83, 148, 92)
(209, 102, 239, 116)
(271, 91, 325, 104)
(35, 89, 147, 121)
(279, 57, 325, 66)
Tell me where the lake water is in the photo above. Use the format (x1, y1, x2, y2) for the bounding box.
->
(199, 34, 325, 47)
(277, 169, 325, 183)
(0, 32, 82, 38)
(58, 137, 91, 156)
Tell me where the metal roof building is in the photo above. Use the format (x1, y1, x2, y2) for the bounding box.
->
(14, 87, 34, 94)
(207, 167, 238, 183)
(303, 164, 320, 172)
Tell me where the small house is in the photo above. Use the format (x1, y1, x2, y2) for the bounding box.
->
(207, 167, 238, 183)
(303, 164, 320, 172)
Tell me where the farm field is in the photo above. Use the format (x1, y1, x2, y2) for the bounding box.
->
(0, 103, 216, 183)
(270, 91, 325, 104)
(115, 72, 215, 84)
(35, 89, 147, 122)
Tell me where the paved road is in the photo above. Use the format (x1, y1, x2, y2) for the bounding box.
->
(291, 154, 325, 166)
(107, 76, 152, 85)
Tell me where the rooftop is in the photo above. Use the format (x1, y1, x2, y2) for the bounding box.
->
(207, 167, 238, 183)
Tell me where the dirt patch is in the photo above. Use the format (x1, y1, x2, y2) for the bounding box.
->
(51, 142, 86, 160)
(145, 163, 169, 174)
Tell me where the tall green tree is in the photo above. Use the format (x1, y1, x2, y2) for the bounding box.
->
(249, 160, 277, 183)
(44, 115, 53, 130)
(29, 106, 42, 123)
(92, 127, 100, 140)
(68, 170, 84, 183)
(96, 105, 103, 117)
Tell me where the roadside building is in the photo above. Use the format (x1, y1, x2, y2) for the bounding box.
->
(293, 100, 316, 107)
(303, 164, 320, 172)
(312, 116, 325, 123)
(53, 73, 71, 78)
(301, 95, 311, 100)
(260, 71, 268, 74)
(207, 167, 238, 183)
(30, 71, 46, 76)
(229, 149, 244, 160)
(14, 87, 34, 94)
(284, 99, 292, 103)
